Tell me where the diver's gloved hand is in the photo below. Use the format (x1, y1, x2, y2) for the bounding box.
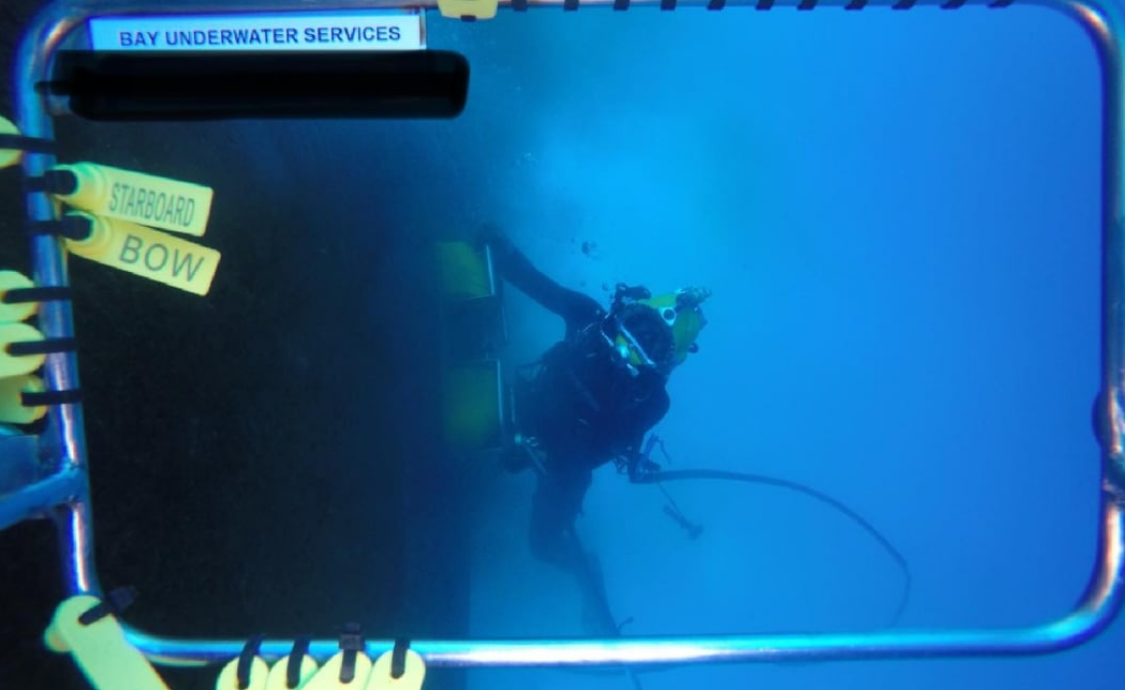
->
(629, 457, 661, 483)
(476, 223, 515, 259)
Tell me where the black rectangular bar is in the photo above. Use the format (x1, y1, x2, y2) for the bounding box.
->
(44, 50, 470, 121)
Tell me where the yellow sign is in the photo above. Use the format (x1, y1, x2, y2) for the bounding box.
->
(51, 162, 214, 237)
(65, 212, 221, 296)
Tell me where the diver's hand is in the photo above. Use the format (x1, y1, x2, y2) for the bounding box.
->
(629, 458, 661, 483)
(477, 223, 514, 258)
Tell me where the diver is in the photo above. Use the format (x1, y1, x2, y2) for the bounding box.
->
(480, 226, 710, 589)
(477, 227, 913, 641)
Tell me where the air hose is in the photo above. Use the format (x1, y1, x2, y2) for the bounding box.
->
(634, 468, 912, 627)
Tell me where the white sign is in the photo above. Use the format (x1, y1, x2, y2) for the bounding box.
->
(87, 10, 425, 52)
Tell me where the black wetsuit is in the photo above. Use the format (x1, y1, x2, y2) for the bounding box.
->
(493, 243, 670, 571)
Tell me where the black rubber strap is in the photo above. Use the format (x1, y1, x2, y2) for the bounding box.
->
(286, 636, 311, 689)
(78, 587, 136, 625)
(3, 286, 71, 304)
(7, 337, 76, 357)
(26, 216, 92, 240)
(23, 388, 82, 406)
(339, 623, 364, 684)
(941, 0, 967, 8)
(236, 634, 266, 690)
(798, 0, 817, 9)
(391, 638, 410, 679)
(892, 0, 916, 8)
(0, 133, 56, 155)
(989, 0, 1015, 6)
(706, 0, 725, 9)
(755, 0, 774, 9)
(22, 169, 77, 195)
(845, 0, 867, 9)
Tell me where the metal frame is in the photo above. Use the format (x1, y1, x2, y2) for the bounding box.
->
(3, 0, 1124, 672)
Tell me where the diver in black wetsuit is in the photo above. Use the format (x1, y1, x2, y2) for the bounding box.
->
(483, 228, 710, 583)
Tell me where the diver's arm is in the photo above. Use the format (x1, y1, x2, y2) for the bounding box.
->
(626, 447, 661, 482)
(624, 390, 671, 482)
(487, 234, 604, 329)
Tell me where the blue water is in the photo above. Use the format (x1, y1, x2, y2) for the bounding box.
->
(414, 5, 1113, 689)
(3, 3, 1113, 689)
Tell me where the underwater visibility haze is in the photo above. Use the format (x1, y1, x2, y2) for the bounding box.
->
(0, 2, 1121, 690)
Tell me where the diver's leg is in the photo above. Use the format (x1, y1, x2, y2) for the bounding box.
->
(566, 532, 622, 637)
(528, 467, 590, 571)
(528, 469, 622, 636)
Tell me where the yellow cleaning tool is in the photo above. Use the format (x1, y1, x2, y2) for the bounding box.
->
(365, 648, 425, 690)
(436, 241, 491, 301)
(0, 270, 40, 323)
(49, 162, 214, 237)
(64, 211, 221, 296)
(0, 374, 47, 423)
(44, 593, 171, 690)
(443, 361, 501, 452)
